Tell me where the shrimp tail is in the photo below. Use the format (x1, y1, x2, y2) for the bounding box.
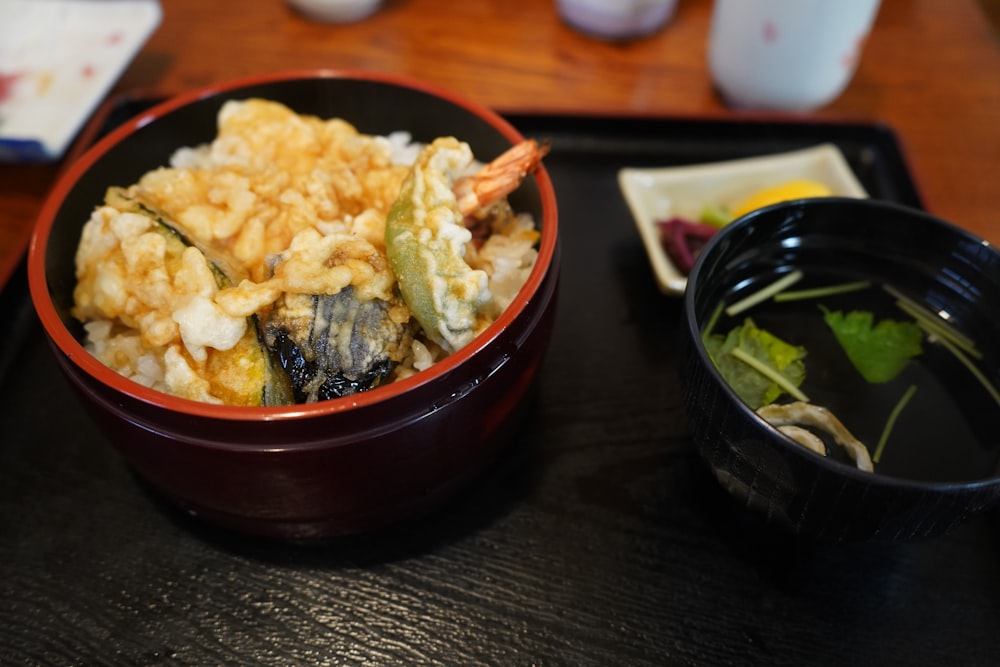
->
(454, 139, 550, 216)
(385, 137, 547, 353)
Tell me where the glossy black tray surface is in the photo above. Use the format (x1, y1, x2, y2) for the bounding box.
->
(4, 105, 999, 666)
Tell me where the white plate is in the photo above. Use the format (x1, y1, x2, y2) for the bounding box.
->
(0, 0, 162, 163)
(618, 143, 868, 296)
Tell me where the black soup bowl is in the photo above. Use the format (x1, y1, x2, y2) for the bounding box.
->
(679, 197, 1000, 541)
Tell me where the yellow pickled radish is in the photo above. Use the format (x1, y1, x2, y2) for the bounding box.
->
(730, 179, 833, 218)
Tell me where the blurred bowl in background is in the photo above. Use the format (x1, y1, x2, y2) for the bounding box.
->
(287, 0, 383, 23)
(556, 0, 677, 40)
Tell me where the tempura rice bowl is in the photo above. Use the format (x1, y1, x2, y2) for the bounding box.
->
(28, 70, 560, 540)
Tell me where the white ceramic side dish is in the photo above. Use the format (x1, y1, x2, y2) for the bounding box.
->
(618, 143, 868, 295)
(0, 0, 162, 163)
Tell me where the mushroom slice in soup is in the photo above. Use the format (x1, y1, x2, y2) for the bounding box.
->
(757, 401, 875, 472)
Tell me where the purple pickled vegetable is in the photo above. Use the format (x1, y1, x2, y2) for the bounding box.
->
(656, 217, 718, 274)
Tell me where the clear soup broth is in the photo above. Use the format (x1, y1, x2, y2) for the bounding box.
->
(707, 270, 1000, 483)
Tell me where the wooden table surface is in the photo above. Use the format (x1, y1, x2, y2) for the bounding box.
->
(3, 0, 1000, 288)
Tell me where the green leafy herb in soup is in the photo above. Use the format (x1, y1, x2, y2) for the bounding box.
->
(702, 318, 807, 409)
(704, 271, 1000, 482)
(819, 307, 923, 384)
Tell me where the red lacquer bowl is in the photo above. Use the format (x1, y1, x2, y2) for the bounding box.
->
(28, 70, 560, 540)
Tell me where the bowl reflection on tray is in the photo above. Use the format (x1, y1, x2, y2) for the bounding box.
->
(27, 69, 560, 540)
(679, 197, 1000, 541)
(619, 143, 868, 296)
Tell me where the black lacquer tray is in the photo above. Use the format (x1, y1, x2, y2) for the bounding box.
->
(4, 101, 1000, 666)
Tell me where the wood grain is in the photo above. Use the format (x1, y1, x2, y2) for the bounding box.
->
(3, 0, 1000, 289)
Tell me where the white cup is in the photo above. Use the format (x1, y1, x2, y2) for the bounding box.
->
(708, 0, 881, 111)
